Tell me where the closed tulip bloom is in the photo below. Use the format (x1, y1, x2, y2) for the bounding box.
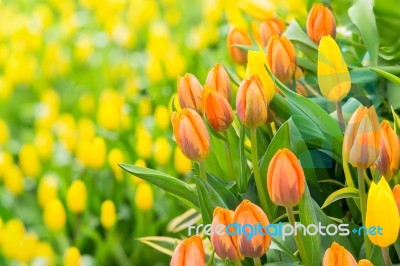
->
(174, 147, 192, 174)
(233, 200, 271, 258)
(307, 4, 336, 44)
(205, 63, 231, 102)
(63, 247, 81, 266)
(171, 108, 210, 161)
(135, 182, 154, 211)
(322, 242, 357, 266)
(358, 259, 374, 266)
(236, 76, 268, 128)
(37, 175, 58, 207)
(178, 73, 204, 114)
(267, 149, 305, 207)
(266, 35, 296, 83)
(375, 120, 399, 180)
(66, 180, 87, 213)
(101, 200, 117, 229)
(318, 35, 351, 102)
(393, 185, 400, 214)
(260, 18, 285, 47)
(170, 235, 205, 266)
(366, 178, 400, 247)
(211, 207, 242, 261)
(238, 0, 275, 21)
(203, 86, 233, 132)
(227, 28, 252, 65)
(43, 199, 66, 232)
(343, 106, 381, 168)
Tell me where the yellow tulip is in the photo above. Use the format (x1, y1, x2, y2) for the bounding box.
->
(174, 147, 192, 174)
(238, 0, 275, 21)
(366, 178, 400, 247)
(358, 259, 374, 266)
(3, 164, 24, 195)
(101, 200, 117, 229)
(136, 124, 153, 159)
(0, 119, 10, 145)
(318, 35, 351, 102)
(108, 148, 125, 182)
(37, 175, 58, 207)
(153, 137, 172, 166)
(0, 219, 25, 258)
(67, 180, 87, 213)
(154, 105, 170, 129)
(43, 199, 66, 232)
(63, 247, 81, 266)
(19, 143, 41, 178)
(87, 137, 107, 169)
(135, 182, 154, 211)
(77, 117, 95, 140)
(34, 128, 54, 160)
(0, 151, 13, 179)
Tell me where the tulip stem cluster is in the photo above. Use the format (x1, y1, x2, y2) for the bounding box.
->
(335, 102, 345, 132)
(223, 133, 238, 186)
(381, 247, 393, 266)
(199, 161, 207, 181)
(286, 207, 309, 266)
(357, 168, 371, 258)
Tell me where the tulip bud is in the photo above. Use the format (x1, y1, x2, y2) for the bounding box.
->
(227, 28, 251, 65)
(174, 147, 192, 174)
(260, 18, 285, 47)
(238, 0, 275, 21)
(3, 164, 24, 195)
(366, 178, 400, 247)
(267, 149, 305, 207)
(19, 143, 41, 178)
(236, 76, 268, 128)
(307, 4, 336, 44)
(170, 235, 205, 266)
(43, 199, 66, 232)
(318, 35, 350, 102)
(37, 175, 58, 207)
(63, 247, 81, 266)
(171, 108, 210, 161)
(0, 119, 10, 146)
(101, 200, 116, 229)
(375, 120, 400, 180)
(266, 35, 296, 83)
(358, 259, 374, 266)
(34, 128, 54, 161)
(343, 106, 381, 168)
(211, 207, 243, 261)
(67, 180, 87, 214)
(135, 182, 154, 211)
(203, 86, 234, 132)
(178, 73, 204, 114)
(205, 63, 231, 102)
(393, 185, 400, 214)
(322, 242, 357, 266)
(108, 148, 125, 182)
(233, 200, 271, 258)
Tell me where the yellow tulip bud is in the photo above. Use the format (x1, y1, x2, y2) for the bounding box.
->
(318, 35, 350, 102)
(136, 124, 153, 159)
(138, 96, 152, 117)
(19, 233, 39, 262)
(0, 151, 13, 179)
(238, 0, 275, 21)
(67, 180, 87, 213)
(154, 105, 170, 129)
(19, 143, 41, 178)
(153, 137, 172, 166)
(101, 200, 116, 229)
(135, 182, 154, 211)
(366, 178, 400, 247)
(55, 114, 77, 152)
(43, 199, 66, 232)
(35, 241, 55, 264)
(0, 219, 25, 258)
(87, 137, 107, 169)
(34, 128, 54, 160)
(322, 242, 357, 266)
(77, 117, 95, 140)
(358, 259, 374, 266)
(97, 89, 124, 130)
(174, 147, 192, 174)
(37, 175, 58, 207)
(3, 164, 24, 195)
(63, 247, 81, 266)
(108, 148, 125, 182)
(0, 119, 10, 145)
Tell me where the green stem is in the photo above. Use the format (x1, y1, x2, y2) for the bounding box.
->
(382, 247, 393, 266)
(250, 128, 269, 213)
(253, 257, 262, 266)
(335, 101, 345, 133)
(199, 161, 207, 181)
(286, 207, 309, 266)
(223, 132, 237, 184)
(234, 260, 243, 266)
(357, 168, 372, 258)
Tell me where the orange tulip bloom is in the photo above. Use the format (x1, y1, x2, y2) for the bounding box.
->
(393, 185, 400, 214)
(227, 28, 252, 65)
(205, 63, 231, 102)
(211, 207, 243, 261)
(375, 120, 400, 181)
(203, 87, 233, 132)
(233, 200, 271, 258)
(259, 18, 285, 47)
(267, 149, 305, 207)
(236, 76, 268, 128)
(307, 3, 336, 44)
(322, 242, 357, 266)
(178, 73, 204, 114)
(358, 259, 374, 266)
(171, 108, 210, 161)
(343, 106, 381, 168)
(170, 236, 205, 266)
(266, 35, 296, 83)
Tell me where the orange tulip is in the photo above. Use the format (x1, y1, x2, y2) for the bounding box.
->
(266, 35, 296, 83)
(343, 106, 381, 168)
(211, 207, 242, 261)
(203, 86, 233, 132)
(171, 108, 210, 161)
(205, 63, 231, 102)
(233, 200, 271, 258)
(358, 259, 374, 266)
(236, 76, 268, 128)
(307, 3, 336, 44)
(375, 120, 399, 180)
(227, 28, 251, 65)
(260, 18, 285, 47)
(267, 149, 305, 207)
(177, 73, 204, 114)
(393, 185, 400, 214)
(170, 236, 205, 266)
(322, 242, 357, 266)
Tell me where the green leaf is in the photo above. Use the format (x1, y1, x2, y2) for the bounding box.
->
(348, 0, 379, 65)
(392, 106, 400, 136)
(369, 67, 400, 86)
(321, 187, 360, 209)
(119, 164, 198, 207)
(270, 238, 301, 263)
(284, 19, 318, 51)
(207, 173, 240, 210)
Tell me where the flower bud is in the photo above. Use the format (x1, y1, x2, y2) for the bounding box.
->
(375, 120, 399, 180)
(267, 149, 305, 207)
(108, 148, 125, 182)
(211, 207, 243, 261)
(135, 182, 154, 211)
(34, 128, 54, 161)
(171, 108, 210, 161)
(203, 86, 233, 132)
(358, 259, 374, 266)
(233, 200, 271, 258)
(366, 178, 400, 247)
(67, 180, 87, 214)
(307, 4, 336, 44)
(238, 0, 275, 21)
(178, 73, 204, 114)
(322, 242, 357, 266)
(3, 164, 24, 195)
(153, 137, 172, 166)
(205, 63, 231, 102)
(227, 28, 251, 65)
(318, 35, 350, 102)
(266, 35, 296, 83)
(343, 106, 381, 168)
(101, 200, 116, 229)
(0, 119, 10, 146)
(174, 147, 192, 174)
(170, 235, 205, 266)
(236, 76, 268, 128)
(259, 18, 285, 47)
(393, 185, 400, 214)
(37, 175, 58, 207)
(43, 199, 66, 232)
(19, 143, 41, 178)
(63, 247, 81, 266)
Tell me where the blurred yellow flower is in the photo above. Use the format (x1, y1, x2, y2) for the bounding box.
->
(54, 114, 77, 152)
(138, 96, 152, 117)
(135, 182, 154, 211)
(77, 117, 96, 141)
(43, 199, 66, 232)
(174, 147, 192, 174)
(78, 93, 95, 115)
(97, 89, 124, 130)
(67, 180, 87, 214)
(34, 128, 54, 160)
(78, 137, 106, 169)
(63, 247, 81, 266)
(101, 200, 117, 229)
(37, 175, 58, 208)
(34, 241, 55, 266)
(74, 35, 93, 63)
(108, 148, 125, 182)
(136, 124, 152, 159)
(0, 75, 13, 100)
(237, 0, 275, 21)
(0, 219, 25, 258)
(3, 164, 24, 195)
(153, 137, 172, 166)
(0, 151, 13, 179)
(154, 105, 170, 130)
(0, 118, 10, 145)
(19, 143, 42, 178)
